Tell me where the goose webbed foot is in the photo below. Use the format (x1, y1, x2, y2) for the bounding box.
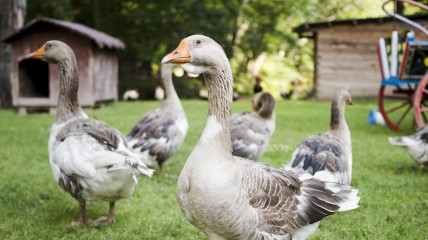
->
(90, 202, 116, 226)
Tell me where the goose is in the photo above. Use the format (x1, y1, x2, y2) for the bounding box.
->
(127, 63, 188, 172)
(123, 89, 139, 101)
(231, 92, 276, 160)
(286, 85, 353, 185)
(388, 126, 428, 168)
(27, 40, 153, 226)
(280, 86, 293, 100)
(162, 34, 359, 240)
(155, 85, 165, 100)
(284, 85, 353, 239)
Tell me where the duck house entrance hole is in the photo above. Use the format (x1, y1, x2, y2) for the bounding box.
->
(18, 59, 49, 97)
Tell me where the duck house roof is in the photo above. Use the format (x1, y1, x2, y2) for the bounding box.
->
(3, 17, 125, 50)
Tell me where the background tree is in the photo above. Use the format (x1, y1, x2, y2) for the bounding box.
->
(0, 0, 26, 108)
(22, 0, 423, 99)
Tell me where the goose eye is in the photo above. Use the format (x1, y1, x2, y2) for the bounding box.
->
(195, 40, 201, 44)
(46, 43, 52, 48)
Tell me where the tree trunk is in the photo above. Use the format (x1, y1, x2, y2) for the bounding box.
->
(0, 0, 26, 108)
(230, 0, 249, 59)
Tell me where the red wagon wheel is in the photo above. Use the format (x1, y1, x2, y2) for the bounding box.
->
(378, 84, 417, 131)
(413, 73, 428, 128)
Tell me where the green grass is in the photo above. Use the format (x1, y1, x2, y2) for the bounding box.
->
(0, 98, 427, 239)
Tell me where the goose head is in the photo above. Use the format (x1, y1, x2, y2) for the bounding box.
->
(161, 35, 229, 76)
(334, 84, 353, 106)
(330, 84, 353, 131)
(252, 92, 276, 119)
(162, 35, 233, 149)
(28, 40, 75, 64)
(28, 40, 82, 122)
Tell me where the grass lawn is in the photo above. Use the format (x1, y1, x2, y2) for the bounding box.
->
(0, 98, 427, 240)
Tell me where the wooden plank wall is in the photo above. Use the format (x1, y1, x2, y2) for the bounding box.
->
(92, 49, 118, 102)
(314, 20, 428, 99)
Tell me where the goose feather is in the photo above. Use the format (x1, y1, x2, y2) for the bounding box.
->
(162, 35, 359, 240)
(28, 40, 153, 226)
(231, 92, 276, 160)
(388, 125, 428, 168)
(127, 63, 188, 171)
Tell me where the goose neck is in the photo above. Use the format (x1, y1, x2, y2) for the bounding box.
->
(162, 74, 179, 103)
(330, 96, 349, 135)
(56, 58, 84, 123)
(203, 68, 233, 152)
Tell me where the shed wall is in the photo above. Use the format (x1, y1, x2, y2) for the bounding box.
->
(313, 20, 428, 99)
(92, 49, 118, 102)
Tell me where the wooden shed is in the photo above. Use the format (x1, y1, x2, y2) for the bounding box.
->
(294, 14, 428, 99)
(3, 17, 125, 113)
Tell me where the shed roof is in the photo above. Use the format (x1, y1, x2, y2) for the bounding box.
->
(294, 13, 428, 38)
(3, 17, 125, 49)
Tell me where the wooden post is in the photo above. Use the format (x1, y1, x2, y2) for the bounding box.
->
(0, 0, 26, 108)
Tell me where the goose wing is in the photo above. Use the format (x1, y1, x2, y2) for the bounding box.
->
(287, 134, 349, 184)
(231, 112, 272, 160)
(127, 109, 186, 161)
(240, 160, 358, 236)
(54, 118, 153, 179)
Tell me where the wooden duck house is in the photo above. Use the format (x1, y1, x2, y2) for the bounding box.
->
(3, 17, 125, 114)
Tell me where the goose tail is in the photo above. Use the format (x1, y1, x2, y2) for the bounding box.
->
(297, 176, 360, 224)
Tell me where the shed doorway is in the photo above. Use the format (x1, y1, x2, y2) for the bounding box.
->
(18, 59, 49, 98)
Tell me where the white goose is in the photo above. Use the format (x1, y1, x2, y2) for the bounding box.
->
(388, 126, 428, 168)
(127, 63, 188, 172)
(284, 85, 353, 239)
(231, 92, 276, 160)
(123, 89, 139, 101)
(162, 35, 359, 240)
(28, 40, 153, 226)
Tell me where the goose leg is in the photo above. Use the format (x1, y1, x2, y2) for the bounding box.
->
(79, 199, 87, 226)
(107, 202, 116, 223)
(91, 202, 116, 226)
(158, 162, 164, 173)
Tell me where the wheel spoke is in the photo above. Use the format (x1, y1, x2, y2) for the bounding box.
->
(395, 104, 412, 126)
(386, 101, 411, 114)
(379, 85, 415, 131)
(422, 111, 428, 123)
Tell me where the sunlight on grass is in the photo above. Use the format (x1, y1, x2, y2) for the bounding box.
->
(0, 99, 427, 239)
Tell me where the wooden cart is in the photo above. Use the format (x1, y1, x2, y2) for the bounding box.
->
(377, 0, 428, 131)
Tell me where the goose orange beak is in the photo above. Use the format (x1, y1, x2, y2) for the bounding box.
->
(162, 40, 190, 64)
(27, 45, 45, 60)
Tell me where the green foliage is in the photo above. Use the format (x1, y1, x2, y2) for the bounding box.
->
(25, 0, 393, 97)
(0, 99, 427, 239)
